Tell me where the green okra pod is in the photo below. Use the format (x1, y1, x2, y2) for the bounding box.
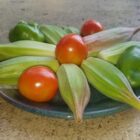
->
(0, 56, 59, 87)
(81, 57, 140, 110)
(0, 40, 55, 61)
(98, 41, 140, 64)
(83, 27, 140, 56)
(57, 64, 90, 122)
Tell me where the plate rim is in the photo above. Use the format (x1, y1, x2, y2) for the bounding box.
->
(0, 89, 130, 120)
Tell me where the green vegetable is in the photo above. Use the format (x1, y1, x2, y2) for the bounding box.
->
(0, 40, 55, 61)
(82, 27, 140, 56)
(57, 64, 90, 122)
(9, 21, 45, 42)
(98, 41, 140, 64)
(81, 57, 140, 110)
(9, 21, 80, 44)
(39, 24, 67, 44)
(117, 46, 140, 88)
(39, 25, 80, 44)
(0, 56, 59, 87)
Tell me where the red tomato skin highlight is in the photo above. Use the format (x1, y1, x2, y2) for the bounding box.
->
(55, 34, 88, 65)
(18, 66, 58, 102)
(80, 19, 103, 36)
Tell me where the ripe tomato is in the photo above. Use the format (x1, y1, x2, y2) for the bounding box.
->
(80, 19, 103, 36)
(55, 34, 88, 65)
(18, 66, 58, 102)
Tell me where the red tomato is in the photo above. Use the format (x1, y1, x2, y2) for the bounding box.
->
(55, 34, 88, 65)
(80, 19, 103, 36)
(18, 66, 58, 102)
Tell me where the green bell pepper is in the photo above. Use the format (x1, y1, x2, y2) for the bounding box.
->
(9, 21, 45, 42)
(9, 20, 80, 44)
(117, 45, 140, 88)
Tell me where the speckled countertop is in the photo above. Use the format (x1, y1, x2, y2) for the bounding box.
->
(0, 0, 140, 140)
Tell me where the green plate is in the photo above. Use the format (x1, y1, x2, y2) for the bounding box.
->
(0, 86, 139, 119)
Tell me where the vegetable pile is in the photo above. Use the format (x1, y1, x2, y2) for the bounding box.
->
(1, 19, 140, 122)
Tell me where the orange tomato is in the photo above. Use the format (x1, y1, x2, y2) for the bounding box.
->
(55, 34, 88, 65)
(80, 19, 103, 36)
(18, 66, 58, 102)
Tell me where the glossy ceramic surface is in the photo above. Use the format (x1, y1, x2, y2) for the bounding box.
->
(0, 86, 139, 119)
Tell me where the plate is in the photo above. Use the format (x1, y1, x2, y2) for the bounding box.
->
(0, 86, 139, 119)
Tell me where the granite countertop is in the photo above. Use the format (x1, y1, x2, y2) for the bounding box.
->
(0, 0, 140, 140)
